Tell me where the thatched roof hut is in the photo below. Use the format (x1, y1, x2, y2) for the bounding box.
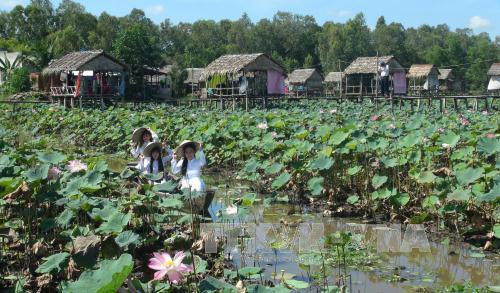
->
(438, 68, 462, 92)
(487, 63, 500, 91)
(344, 56, 406, 95)
(487, 63, 500, 76)
(287, 68, 323, 95)
(201, 53, 284, 78)
(438, 69, 454, 81)
(201, 53, 286, 97)
(324, 72, 344, 83)
(408, 64, 440, 93)
(42, 50, 126, 75)
(408, 64, 439, 78)
(184, 68, 204, 84)
(40, 50, 127, 97)
(288, 69, 322, 83)
(344, 56, 404, 75)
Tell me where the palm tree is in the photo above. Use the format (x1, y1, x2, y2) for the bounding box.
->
(0, 52, 24, 82)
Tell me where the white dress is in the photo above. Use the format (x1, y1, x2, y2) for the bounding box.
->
(171, 149, 206, 192)
(140, 147, 174, 175)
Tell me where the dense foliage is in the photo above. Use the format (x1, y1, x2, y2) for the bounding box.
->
(0, 1, 498, 95)
(0, 101, 499, 291)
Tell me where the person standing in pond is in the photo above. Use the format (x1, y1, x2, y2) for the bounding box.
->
(130, 127, 159, 169)
(141, 141, 174, 183)
(171, 140, 206, 192)
(378, 61, 390, 97)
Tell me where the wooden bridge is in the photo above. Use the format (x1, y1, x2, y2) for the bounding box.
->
(1, 92, 499, 113)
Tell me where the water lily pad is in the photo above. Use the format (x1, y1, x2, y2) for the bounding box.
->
(115, 231, 140, 248)
(284, 279, 310, 289)
(309, 155, 334, 171)
(25, 164, 50, 183)
(477, 137, 500, 156)
(371, 174, 388, 189)
(347, 165, 362, 176)
(37, 152, 67, 164)
(438, 131, 460, 148)
(271, 172, 291, 189)
(447, 188, 471, 202)
(265, 163, 283, 175)
(454, 167, 484, 186)
(347, 195, 359, 204)
(35, 252, 70, 275)
(307, 176, 324, 196)
(63, 254, 133, 293)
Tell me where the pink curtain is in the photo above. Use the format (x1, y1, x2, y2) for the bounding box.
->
(267, 69, 285, 94)
(393, 72, 407, 94)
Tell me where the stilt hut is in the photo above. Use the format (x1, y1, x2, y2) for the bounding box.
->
(143, 65, 172, 99)
(184, 68, 204, 97)
(438, 69, 462, 93)
(344, 56, 406, 96)
(40, 50, 127, 98)
(407, 64, 440, 94)
(287, 68, 323, 97)
(487, 63, 500, 92)
(200, 53, 286, 98)
(324, 72, 344, 96)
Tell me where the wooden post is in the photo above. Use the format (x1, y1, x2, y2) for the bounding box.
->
(359, 75, 363, 102)
(375, 52, 379, 100)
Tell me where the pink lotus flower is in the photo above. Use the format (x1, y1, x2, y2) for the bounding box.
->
(370, 115, 380, 121)
(256, 123, 268, 130)
(442, 143, 451, 149)
(460, 117, 469, 126)
(67, 160, 87, 173)
(482, 110, 488, 115)
(330, 109, 337, 114)
(148, 251, 193, 284)
(437, 128, 445, 133)
(271, 132, 278, 138)
(319, 109, 325, 114)
(443, 109, 449, 115)
(388, 123, 396, 129)
(48, 166, 62, 180)
(486, 133, 495, 138)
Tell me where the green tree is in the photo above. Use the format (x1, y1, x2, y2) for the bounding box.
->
(465, 34, 499, 92)
(113, 23, 163, 97)
(2, 67, 31, 94)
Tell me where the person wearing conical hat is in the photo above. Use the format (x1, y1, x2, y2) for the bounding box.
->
(130, 127, 159, 158)
(140, 141, 174, 183)
(171, 140, 206, 192)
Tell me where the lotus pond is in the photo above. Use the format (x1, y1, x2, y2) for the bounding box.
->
(0, 101, 499, 292)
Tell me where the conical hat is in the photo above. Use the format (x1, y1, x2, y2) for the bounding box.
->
(143, 142, 162, 158)
(132, 127, 152, 144)
(175, 140, 201, 158)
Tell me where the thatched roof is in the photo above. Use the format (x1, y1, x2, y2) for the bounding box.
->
(344, 56, 405, 75)
(408, 64, 439, 78)
(324, 72, 344, 83)
(287, 68, 322, 83)
(438, 69, 454, 80)
(487, 63, 500, 76)
(184, 68, 204, 84)
(42, 50, 127, 75)
(201, 53, 284, 79)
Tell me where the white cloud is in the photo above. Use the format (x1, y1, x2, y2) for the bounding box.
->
(330, 9, 353, 18)
(468, 16, 491, 29)
(146, 4, 165, 15)
(0, 0, 23, 9)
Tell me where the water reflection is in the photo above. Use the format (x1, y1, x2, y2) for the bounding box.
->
(205, 175, 500, 292)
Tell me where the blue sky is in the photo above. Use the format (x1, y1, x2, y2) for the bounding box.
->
(2, 0, 499, 38)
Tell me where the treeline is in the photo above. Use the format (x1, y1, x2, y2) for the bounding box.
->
(1, 0, 499, 94)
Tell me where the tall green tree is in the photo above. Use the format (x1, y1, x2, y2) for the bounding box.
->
(113, 23, 163, 96)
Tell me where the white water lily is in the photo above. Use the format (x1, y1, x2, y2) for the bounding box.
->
(226, 205, 238, 215)
(256, 123, 268, 130)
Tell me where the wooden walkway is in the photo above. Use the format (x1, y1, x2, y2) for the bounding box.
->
(1, 93, 499, 113)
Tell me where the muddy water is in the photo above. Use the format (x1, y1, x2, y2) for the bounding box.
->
(204, 176, 500, 293)
(102, 160, 500, 292)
